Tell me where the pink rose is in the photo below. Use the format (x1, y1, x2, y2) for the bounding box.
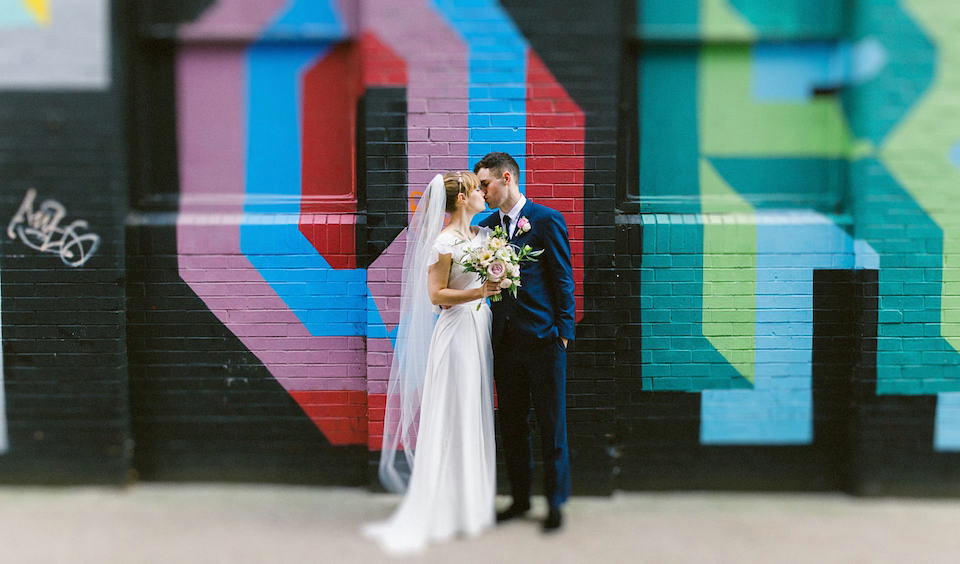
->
(517, 217, 531, 233)
(486, 260, 506, 281)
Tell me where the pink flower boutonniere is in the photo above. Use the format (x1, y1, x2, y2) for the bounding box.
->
(516, 216, 531, 234)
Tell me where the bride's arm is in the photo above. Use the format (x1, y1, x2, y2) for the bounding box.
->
(428, 253, 500, 306)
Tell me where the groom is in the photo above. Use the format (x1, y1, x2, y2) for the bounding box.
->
(475, 152, 575, 532)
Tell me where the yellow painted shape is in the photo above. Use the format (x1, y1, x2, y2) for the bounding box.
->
(881, 0, 960, 346)
(24, 0, 49, 25)
(700, 158, 756, 383)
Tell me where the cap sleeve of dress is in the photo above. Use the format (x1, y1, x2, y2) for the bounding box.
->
(428, 233, 456, 266)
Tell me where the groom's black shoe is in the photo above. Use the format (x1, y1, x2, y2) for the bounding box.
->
(496, 501, 531, 523)
(542, 507, 563, 533)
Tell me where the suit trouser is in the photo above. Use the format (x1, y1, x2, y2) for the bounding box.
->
(494, 329, 571, 509)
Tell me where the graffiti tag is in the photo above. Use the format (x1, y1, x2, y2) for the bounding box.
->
(7, 188, 100, 268)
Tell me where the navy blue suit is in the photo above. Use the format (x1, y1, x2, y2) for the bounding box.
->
(479, 199, 574, 509)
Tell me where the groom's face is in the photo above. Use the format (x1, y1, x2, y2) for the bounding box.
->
(478, 167, 507, 210)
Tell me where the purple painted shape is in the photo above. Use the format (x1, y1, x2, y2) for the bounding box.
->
(365, 337, 394, 395)
(176, 0, 365, 392)
(334, 0, 359, 36)
(364, 0, 469, 190)
(362, 0, 469, 337)
(367, 236, 405, 331)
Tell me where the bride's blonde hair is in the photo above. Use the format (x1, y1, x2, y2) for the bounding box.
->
(443, 171, 480, 212)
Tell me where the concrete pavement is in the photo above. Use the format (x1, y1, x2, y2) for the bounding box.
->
(0, 484, 958, 563)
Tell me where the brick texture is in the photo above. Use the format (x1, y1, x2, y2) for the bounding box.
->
(3, 0, 960, 495)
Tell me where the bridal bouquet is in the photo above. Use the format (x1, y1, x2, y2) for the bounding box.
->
(459, 226, 543, 308)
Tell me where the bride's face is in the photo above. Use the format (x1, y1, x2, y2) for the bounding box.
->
(464, 182, 486, 213)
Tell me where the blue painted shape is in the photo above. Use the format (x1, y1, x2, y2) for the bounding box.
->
(0, 0, 34, 26)
(243, 0, 386, 338)
(950, 142, 960, 170)
(752, 42, 848, 101)
(854, 239, 879, 270)
(701, 214, 859, 444)
(267, 0, 345, 37)
(431, 0, 527, 193)
(935, 393, 960, 451)
(850, 38, 888, 84)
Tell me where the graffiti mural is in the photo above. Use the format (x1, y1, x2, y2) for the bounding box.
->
(638, 0, 874, 445)
(0, 0, 126, 476)
(634, 0, 960, 457)
(8, 188, 101, 268)
(175, 0, 585, 451)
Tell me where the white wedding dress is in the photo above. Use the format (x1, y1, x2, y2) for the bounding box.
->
(364, 227, 496, 554)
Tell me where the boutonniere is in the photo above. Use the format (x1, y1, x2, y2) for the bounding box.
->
(516, 216, 531, 234)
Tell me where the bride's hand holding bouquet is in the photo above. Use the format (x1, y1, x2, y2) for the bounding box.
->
(459, 226, 543, 309)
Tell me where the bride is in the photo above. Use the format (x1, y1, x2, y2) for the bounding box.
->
(364, 171, 501, 553)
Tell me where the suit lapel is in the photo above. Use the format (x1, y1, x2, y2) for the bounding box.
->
(510, 199, 533, 242)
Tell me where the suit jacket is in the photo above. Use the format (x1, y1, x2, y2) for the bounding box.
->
(479, 200, 575, 343)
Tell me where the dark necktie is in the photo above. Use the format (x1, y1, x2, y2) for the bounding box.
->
(502, 214, 511, 238)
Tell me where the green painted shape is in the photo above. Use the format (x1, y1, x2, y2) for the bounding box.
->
(881, 0, 960, 353)
(700, 158, 756, 383)
(699, 45, 853, 156)
(729, 0, 846, 38)
(701, 0, 754, 40)
(709, 157, 847, 212)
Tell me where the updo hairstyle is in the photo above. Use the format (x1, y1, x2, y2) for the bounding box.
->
(443, 171, 480, 213)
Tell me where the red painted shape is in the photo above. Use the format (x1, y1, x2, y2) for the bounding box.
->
(299, 33, 408, 271)
(361, 31, 407, 86)
(290, 390, 368, 446)
(525, 50, 586, 322)
(300, 42, 362, 269)
(292, 34, 410, 448)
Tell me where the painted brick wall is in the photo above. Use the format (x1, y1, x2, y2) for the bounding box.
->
(0, 0, 128, 484)
(614, 0, 960, 494)
(121, 0, 619, 492)
(5, 0, 960, 495)
(126, 0, 368, 483)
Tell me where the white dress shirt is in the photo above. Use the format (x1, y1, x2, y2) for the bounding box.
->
(498, 195, 527, 239)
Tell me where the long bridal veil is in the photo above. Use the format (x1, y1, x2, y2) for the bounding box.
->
(377, 174, 446, 493)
